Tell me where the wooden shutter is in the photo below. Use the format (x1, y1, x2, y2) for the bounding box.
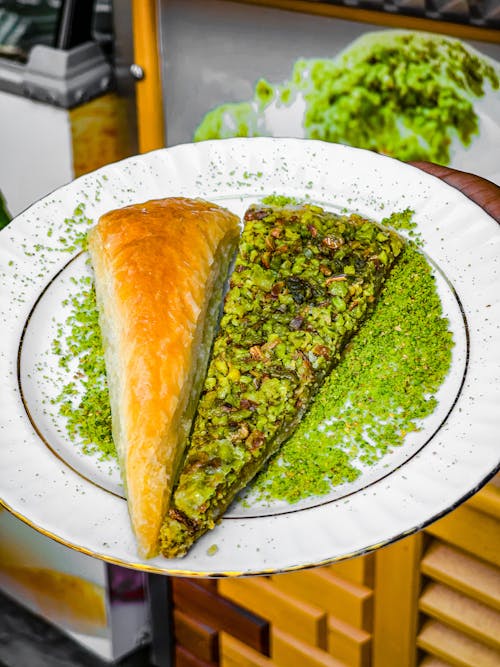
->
(373, 473, 500, 667)
(217, 554, 375, 666)
(170, 475, 499, 666)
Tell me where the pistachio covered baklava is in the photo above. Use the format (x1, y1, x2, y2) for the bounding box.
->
(160, 203, 404, 557)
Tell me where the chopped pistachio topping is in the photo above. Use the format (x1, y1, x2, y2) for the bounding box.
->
(159, 203, 404, 556)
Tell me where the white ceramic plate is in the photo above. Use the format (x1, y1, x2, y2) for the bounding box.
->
(1, 138, 499, 576)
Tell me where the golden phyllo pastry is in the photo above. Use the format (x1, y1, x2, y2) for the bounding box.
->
(87, 197, 240, 557)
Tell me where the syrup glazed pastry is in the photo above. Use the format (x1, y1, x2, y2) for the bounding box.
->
(159, 203, 404, 557)
(87, 197, 240, 557)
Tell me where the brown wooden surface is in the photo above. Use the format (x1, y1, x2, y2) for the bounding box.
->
(410, 162, 500, 223)
(419, 656, 453, 667)
(271, 627, 347, 667)
(425, 505, 500, 568)
(373, 533, 423, 667)
(327, 615, 371, 667)
(220, 632, 277, 667)
(417, 619, 500, 667)
(176, 644, 218, 667)
(466, 474, 500, 519)
(195, 579, 219, 593)
(219, 577, 327, 648)
(328, 554, 374, 588)
(421, 542, 500, 611)
(173, 579, 270, 655)
(271, 569, 373, 630)
(419, 582, 500, 650)
(174, 608, 219, 663)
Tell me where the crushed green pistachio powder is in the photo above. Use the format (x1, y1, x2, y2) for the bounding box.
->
(261, 194, 305, 207)
(382, 207, 423, 246)
(26, 203, 92, 258)
(51, 274, 115, 460)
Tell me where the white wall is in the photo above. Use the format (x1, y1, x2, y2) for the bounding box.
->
(0, 90, 73, 217)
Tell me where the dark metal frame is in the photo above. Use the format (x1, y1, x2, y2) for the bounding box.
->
(147, 574, 175, 667)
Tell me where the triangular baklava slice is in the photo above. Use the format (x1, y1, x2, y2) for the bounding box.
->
(88, 198, 240, 557)
(160, 203, 404, 557)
